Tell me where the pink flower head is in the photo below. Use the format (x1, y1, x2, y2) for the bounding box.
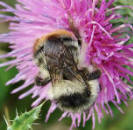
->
(0, 0, 133, 129)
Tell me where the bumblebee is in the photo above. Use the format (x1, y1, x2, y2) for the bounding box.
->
(33, 29, 101, 113)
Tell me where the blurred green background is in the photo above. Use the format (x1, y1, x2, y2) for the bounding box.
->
(0, 0, 133, 130)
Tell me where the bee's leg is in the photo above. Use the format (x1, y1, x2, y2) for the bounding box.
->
(35, 76, 51, 86)
(79, 69, 101, 81)
(87, 70, 101, 80)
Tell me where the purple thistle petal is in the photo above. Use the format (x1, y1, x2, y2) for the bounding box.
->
(19, 87, 36, 99)
(95, 104, 103, 123)
(11, 78, 34, 93)
(45, 103, 57, 122)
(112, 101, 124, 114)
(92, 110, 95, 130)
(83, 112, 86, 127)
(58, 112, 68, 121)
(107, 5, 133, 12)
(0, 1, 15, 12)
(0, 60, 18, 68)
(106, 103, 113, 117)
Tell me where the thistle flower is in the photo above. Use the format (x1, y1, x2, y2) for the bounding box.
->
(0, 0, 133, 129)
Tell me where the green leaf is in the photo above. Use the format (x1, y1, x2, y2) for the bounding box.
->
(0, 63, 17, 108)
(7, 103, 43, 130)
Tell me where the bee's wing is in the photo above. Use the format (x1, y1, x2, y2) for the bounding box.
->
(62, 47, 84, 83)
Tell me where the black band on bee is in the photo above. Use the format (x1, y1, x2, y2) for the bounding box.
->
(58, 88, 90, 109)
